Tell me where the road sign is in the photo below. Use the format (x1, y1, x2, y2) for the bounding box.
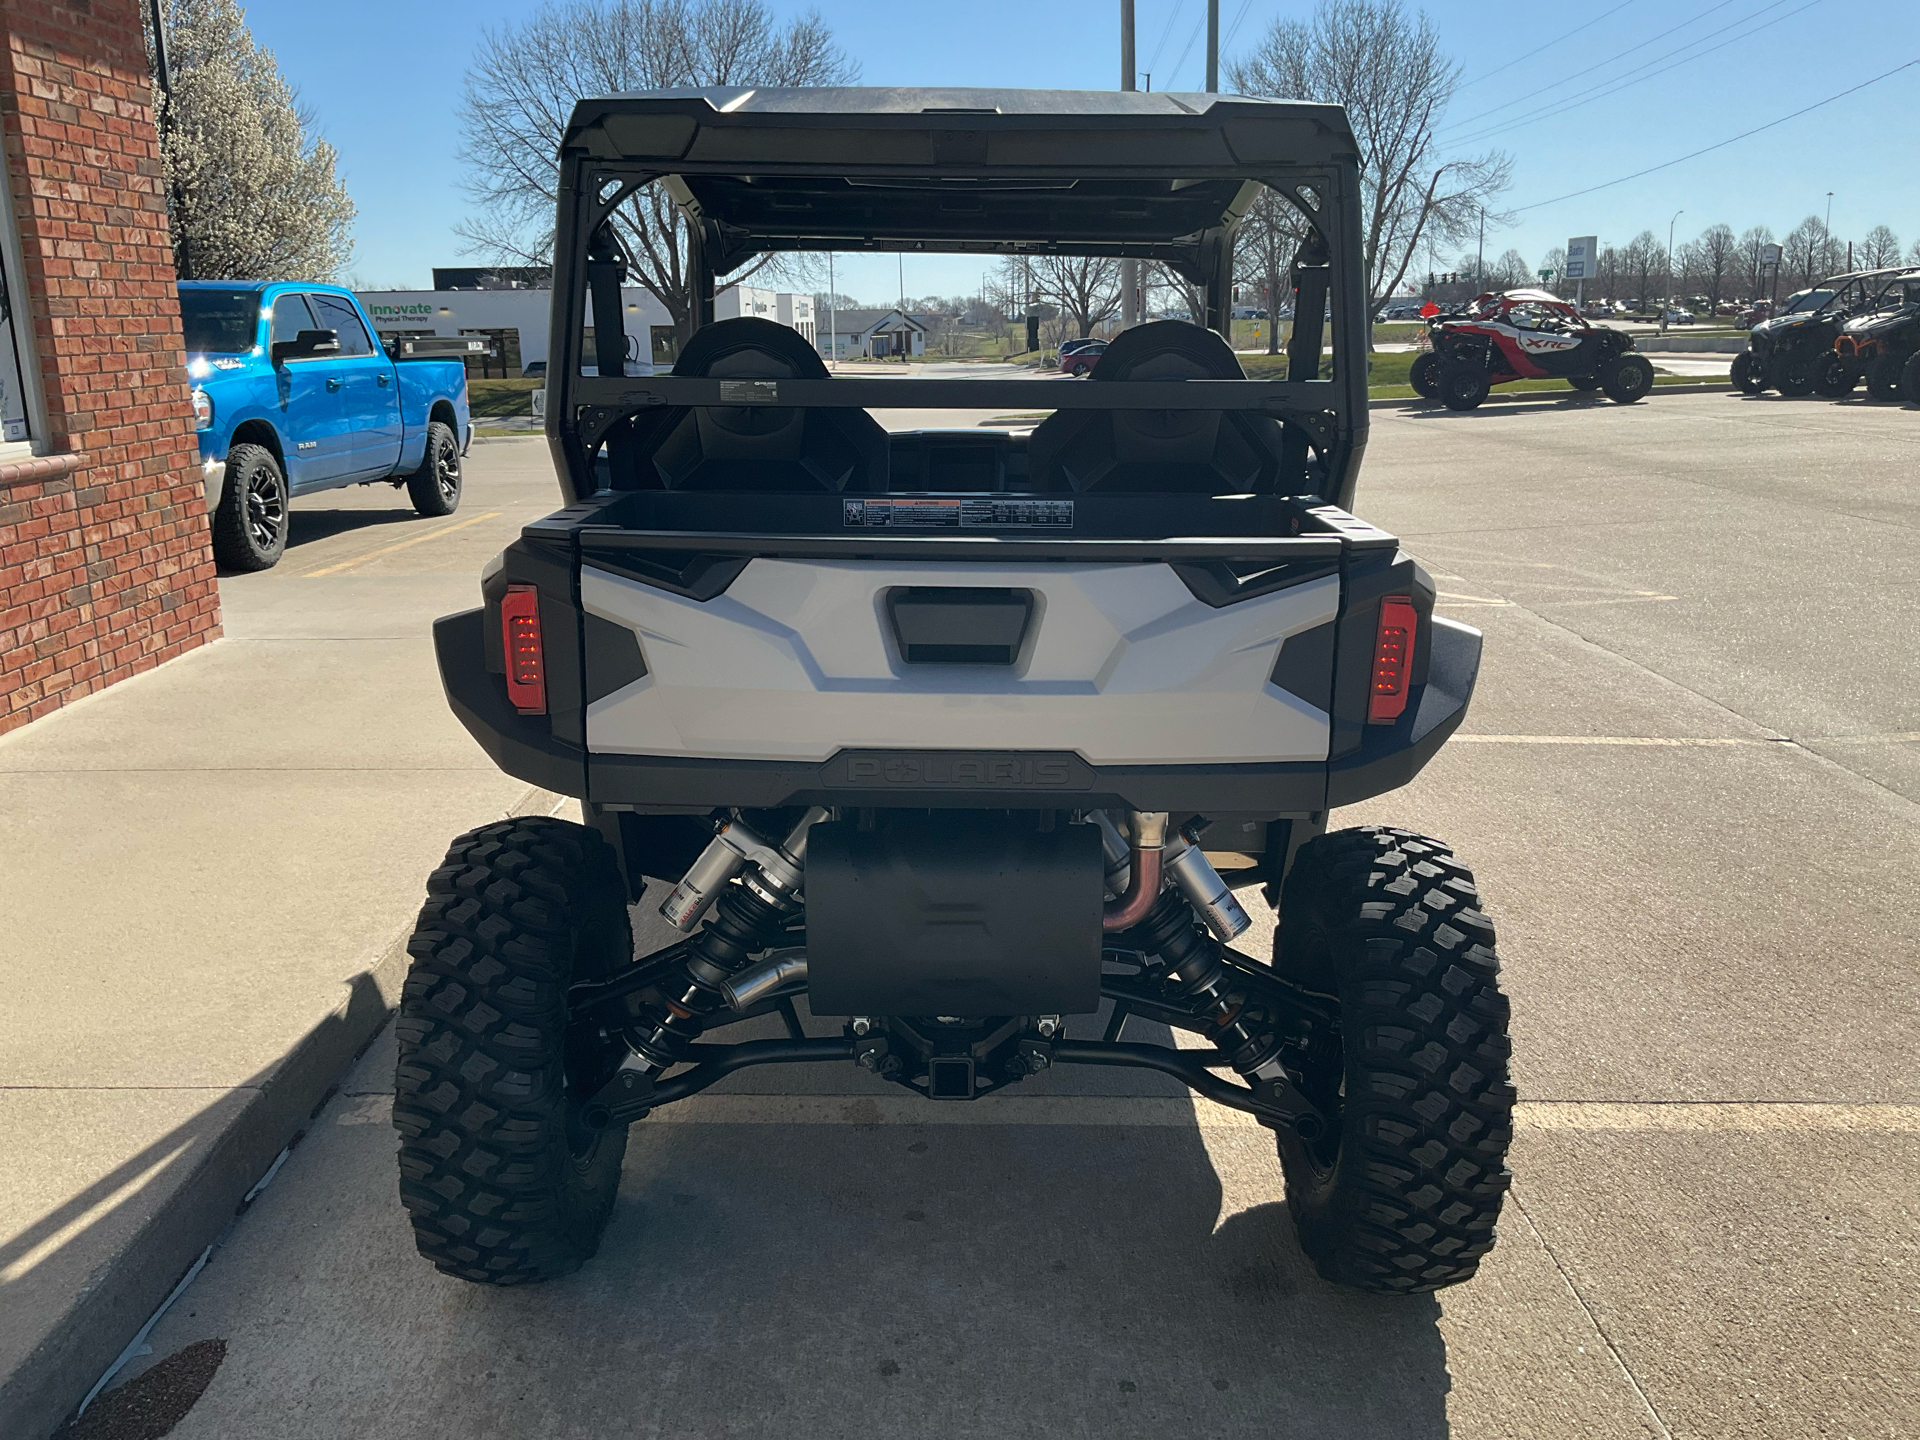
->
(1760, 243, 1782, 266)
(1564, 236, 1599, 281)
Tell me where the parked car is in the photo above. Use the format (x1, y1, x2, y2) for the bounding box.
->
(1662, 308, 1695, 325)
(179, 281, 475, 570)
(1058, 337, 1102, 356)
(1409, 288, 1652, 409)
(1060, 339, 1109, 375)
(522, 361, 547, 378)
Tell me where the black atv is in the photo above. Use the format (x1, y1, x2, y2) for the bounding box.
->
(1734, 269, 1906, 396)
(1827, 269, 1920, 402)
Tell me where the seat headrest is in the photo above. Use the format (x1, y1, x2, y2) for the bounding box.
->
(672, 316, 829, 380)
(1088, 320, 1245, 382)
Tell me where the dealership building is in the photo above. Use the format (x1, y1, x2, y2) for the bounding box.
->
(357, 269, 816, 376)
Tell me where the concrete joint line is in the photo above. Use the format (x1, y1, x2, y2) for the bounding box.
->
(1510, 1187, 1676, 1440)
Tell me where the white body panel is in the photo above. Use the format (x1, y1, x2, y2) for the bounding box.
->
(580, 560, 1338, 766)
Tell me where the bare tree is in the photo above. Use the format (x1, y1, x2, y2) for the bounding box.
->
(1598, 244, 1621, 304)
(1860, 225, 1902, 270)
(1624, 231, 1659, 310)
(1910, 237, 1920, 267)
(1033, 255, 1122, 339)
(146, 0, 355, 280)
(1539, 245, 1567, 295)
(1236, 187, 1307, 351)
(457, 0, 856, 343)
(1737, 225, 1775, 300)
(1691, 223, 1737, 312)
(1783, 215, 1828, 288)
(1488, 247, 1531, 289)
(1228, 0, 1509, 330)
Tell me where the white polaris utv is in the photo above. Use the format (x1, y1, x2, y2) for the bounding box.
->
(397, 87, 1513, 1295)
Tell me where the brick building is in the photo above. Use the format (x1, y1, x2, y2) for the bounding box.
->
(0, 0, 218, 738)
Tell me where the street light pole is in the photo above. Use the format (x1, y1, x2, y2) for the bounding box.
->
(1665, 208, 1683, 329)
(1205, 0, 1219, 93)
(1120, 0, 1138, 330)
(1825, 191, 1834, 273)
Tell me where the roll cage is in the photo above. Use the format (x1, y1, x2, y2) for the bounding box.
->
(545, 87, 1368, 507)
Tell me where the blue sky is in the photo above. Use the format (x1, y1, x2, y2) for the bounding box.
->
(243, 0, 1920, 300)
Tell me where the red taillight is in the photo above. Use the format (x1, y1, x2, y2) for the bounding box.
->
(500, 584, 547, 715)
(1367, 596, 1418, 724)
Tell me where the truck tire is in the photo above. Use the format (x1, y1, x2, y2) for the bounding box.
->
(1408, 350, 1443, 401)
(1768, 349, 1817, 396)
(1865, 353, 1906, 403)
(1438, 359, 1490, 411)
(210, 443, 288, 571)
(393, 816, 633, 1285)
(1813, 352, 1859, 397)
(1730, 351, 1767, 394)
(1599, 353, 1654, 403)
(405, 420, 463, 517)
(1902, 351, 1920, 405)
(1271, 826, 1514, 1293)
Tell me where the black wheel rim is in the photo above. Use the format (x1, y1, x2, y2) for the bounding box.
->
(245, 469, 284, 550)
(434, 438, 460, 504)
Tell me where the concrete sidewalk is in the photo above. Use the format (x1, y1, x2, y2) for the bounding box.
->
(0, 442, 560, 1437)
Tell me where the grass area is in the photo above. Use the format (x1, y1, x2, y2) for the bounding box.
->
(468, 377, 542, 419)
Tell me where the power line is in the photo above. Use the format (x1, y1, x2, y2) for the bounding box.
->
(1456, 0, 1641, 91)
(1146, 0, 1186, 76)
(1450, 0, 1822, 147)
(1510, 57, 1919, 214)
(1221, 0, 1256, 55)
(1168, 8, 1207, 88)
(1442, 0, 1745, 135)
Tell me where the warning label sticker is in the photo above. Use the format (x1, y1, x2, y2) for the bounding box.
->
(842, 498, 1074, 529)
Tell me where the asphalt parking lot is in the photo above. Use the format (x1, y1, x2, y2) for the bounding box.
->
(76, 394, 1918, 1440)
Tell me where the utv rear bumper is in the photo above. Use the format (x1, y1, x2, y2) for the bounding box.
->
(433, 607, 1480, 814)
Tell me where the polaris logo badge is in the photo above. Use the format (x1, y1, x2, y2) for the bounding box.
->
(829, 751, 1093, 789)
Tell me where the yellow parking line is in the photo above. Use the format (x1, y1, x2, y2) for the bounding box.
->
(302, 511, 503, 578)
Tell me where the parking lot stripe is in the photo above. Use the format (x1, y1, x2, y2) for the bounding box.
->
(1452, 734, 1782, 747)
(300, 511, 502, 578)
(418, 1092, 1920, 1131)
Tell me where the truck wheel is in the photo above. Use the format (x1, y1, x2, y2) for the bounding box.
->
(1813, 353, 1859, 397)
(1730, 351, 1767, 394)
(210, 443, 288, 571)
(1567, 374, 1601, 391)
(1865, 354, 1906, 403)
(1599, 353, 1654, 403)
(393, 816, 633, 1285)
(1438, 360, 1490, 411)
(1271, 826, 1514, 1293)
(1901, 351, 1920, 405)
(1768, 350, 1816, 396)
(1408, 351, 1443, 401)
(405, 420, 463, 517)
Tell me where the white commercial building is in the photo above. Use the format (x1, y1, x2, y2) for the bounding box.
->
(357, 282, 815, 376)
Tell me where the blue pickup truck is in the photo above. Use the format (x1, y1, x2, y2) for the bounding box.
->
(178, 280, 475, 570)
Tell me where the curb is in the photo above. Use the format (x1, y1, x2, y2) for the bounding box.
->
(1368, 382, 1734, 410)
(8, 785, 566, 1440)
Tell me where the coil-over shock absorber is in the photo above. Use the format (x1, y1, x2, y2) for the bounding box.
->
(621, 807, 828, 1074)
(1094, 811, 1305, 1102)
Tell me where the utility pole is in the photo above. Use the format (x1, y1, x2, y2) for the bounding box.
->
(828, 252, 837, 367)
(1665, 208, 1683, 331)
(1120, 0, 1138, 330)
(1205, 0, 1219, 93)
(1476, 206, 1485, 288)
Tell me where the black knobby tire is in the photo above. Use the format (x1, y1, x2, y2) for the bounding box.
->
(1730, 351, 1767, 394)
(1599, 353, 1654, 404)
(405, 419, 463, 517)
(1438, 359, 1490, 411)
(1271, 827, 1514, 1293)
(393, 816, 633, 1284)
(1408, 350, 1444, 401)
(210, 443, 288, 571)
(1769, 349, 1817, 397)
(1567, 374, 1601, 391)
(1865, 353, 1906, 403)
(1813, 353, 1859, 397)
(1901, 351, 1920, 406)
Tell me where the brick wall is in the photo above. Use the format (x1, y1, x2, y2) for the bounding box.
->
(0, 0, 218, 737)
